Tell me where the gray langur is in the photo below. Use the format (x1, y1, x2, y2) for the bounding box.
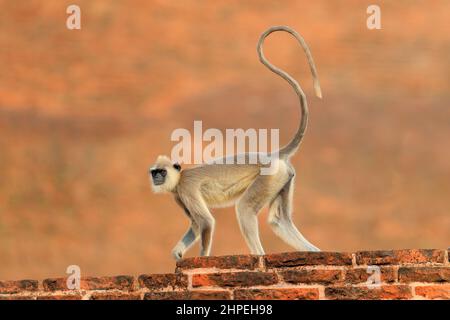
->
(149, 26, 322, 260)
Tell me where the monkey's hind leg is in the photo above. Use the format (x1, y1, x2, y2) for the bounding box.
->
(268, 178, 320, 251)
(236, 173, 290, 255)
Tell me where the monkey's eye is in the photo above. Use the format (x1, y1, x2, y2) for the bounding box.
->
(173, 163, 181, 171)
(160, 169, 167, 177)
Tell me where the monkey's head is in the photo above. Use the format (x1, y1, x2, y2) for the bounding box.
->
(149, 155, 181, 193)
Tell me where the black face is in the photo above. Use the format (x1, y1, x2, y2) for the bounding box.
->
(150, 168, 167, 185)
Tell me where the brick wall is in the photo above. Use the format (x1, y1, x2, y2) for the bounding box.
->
(1, 249, 449, 300)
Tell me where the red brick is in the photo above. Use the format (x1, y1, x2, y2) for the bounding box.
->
(144, 291, 188, 300)
(415, 284, 450, 299)
(355, 249, 445, 265)
(83, 275, 134, 290)
(176, 255, 260, 271)
(0, 295, 36, 300)
(192, 272, 277, 288)
(144, 290, 231, 300)
(280, 269, 342, 285)
(325, 285, 412, 300)
(138, 274, 187, 290)
(37, 294, 82, 300)
(344, 267, 396, 284)
(189, 290, 232, 300)
(234, 288, 319, 300)
(43, 275, 134, 291)
(398, 267, 450, 283)
(0, 280, 38, 294)
(42, 278, 69, 291)
(89, 292, 141, 300)
(264, 251, 352, 268)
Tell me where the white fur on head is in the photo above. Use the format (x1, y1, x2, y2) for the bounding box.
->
(150, 155, 181, 193)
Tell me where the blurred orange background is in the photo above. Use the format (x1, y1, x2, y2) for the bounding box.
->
(0, 0, 449, 280)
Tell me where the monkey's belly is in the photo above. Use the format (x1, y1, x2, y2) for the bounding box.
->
(200, 179, 251, 208)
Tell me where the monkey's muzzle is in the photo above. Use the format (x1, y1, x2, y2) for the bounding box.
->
(150, 168, 167, 185)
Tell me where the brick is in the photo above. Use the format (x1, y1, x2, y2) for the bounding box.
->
(264, 251, 352, 268)
(0, 280, 38, 294)
(280, 269, 342, 285)
(234, 288, 319, 300)
(325, 285, 412, 300)
(144, 290, 231, 300)
(138, 274, 187, 290)
(355, 249, 445, 265)
(42, 278, 69, 291)
(37, 294, 82, 300)
(144, 291, 189, 300)
(0, 295, 36, 300)
(176, 255, 260, 271)
(43, 275, 134, 291)
(192, 272, 277, 288)
(398, 267, 450, 283)
(89, 292, 141, 300)
(82, 275, 134, 290)
(415, 284, 450, 299)
(344, 267, 396, 284)
(189, 290, 232, 300)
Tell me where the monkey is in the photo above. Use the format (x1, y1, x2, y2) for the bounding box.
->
(149, 26, 322, 260)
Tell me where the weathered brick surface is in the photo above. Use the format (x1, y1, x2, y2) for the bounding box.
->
(414, 284, 450, 299)
(280, 269, 342, 285)
(1, 249, 448, 300)
(192, 272, 278, 288)
(325, 285, 412, 300)
(234, 288, 319, 300)
(144, 290, 231, 300)
(264, 251, 353, 268)
(355, 249, 445, 265)
(0, 295, 36, 300)
(42, 278, 69, 291)
(176, 255, 260, 271)
(89, 292, 141, 300)
(37, 294, 82, 300)
(138, 274, 187, 290)
(0, 280, 38, 294)
(43, 275, 134, 291)
(144, 291, 188, 300)
(189, 290, 232, 300)
(344, 267, 397, 284)
(398, 267, 450, 283)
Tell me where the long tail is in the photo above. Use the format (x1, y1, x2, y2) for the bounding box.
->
(257, 26, 322, 158)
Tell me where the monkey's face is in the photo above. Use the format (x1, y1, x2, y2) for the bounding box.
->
(150, 168, 167, 185)
(149, 155, 181, 193)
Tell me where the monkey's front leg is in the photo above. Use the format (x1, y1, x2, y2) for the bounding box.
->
(172, 224, 200, 260)
(199, 217, 215, 256)
(179, 193, 215, 257)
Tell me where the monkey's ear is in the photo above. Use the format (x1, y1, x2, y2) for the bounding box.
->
(173, 163, 181, 171)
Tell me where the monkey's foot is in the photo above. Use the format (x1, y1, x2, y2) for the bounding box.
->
(171, 246, 184, 261)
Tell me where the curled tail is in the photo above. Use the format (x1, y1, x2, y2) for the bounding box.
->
(257, 26, 322, 158)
